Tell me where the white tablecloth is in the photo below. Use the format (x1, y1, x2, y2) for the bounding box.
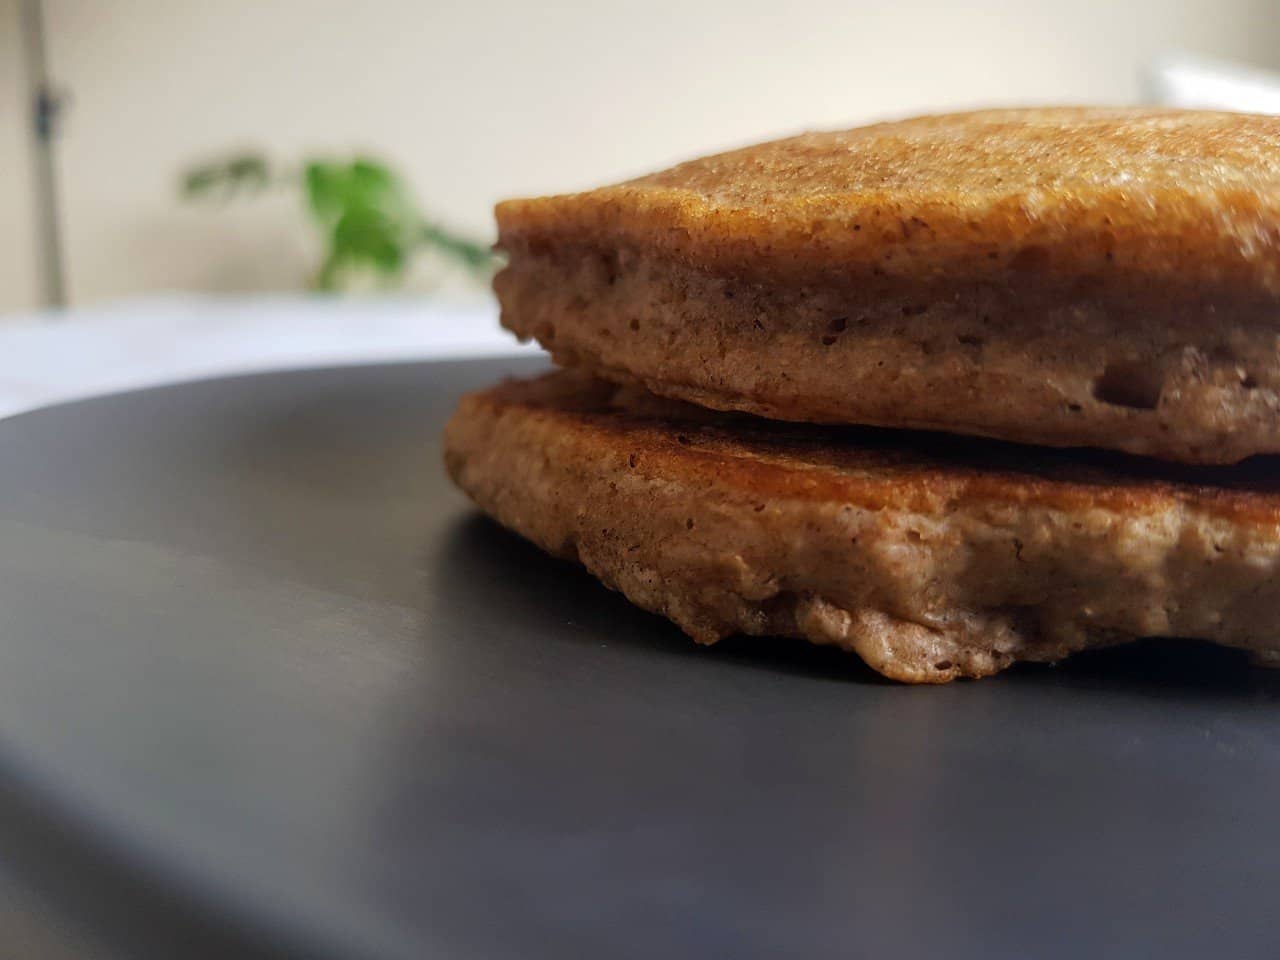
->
(0, 294, 532, 419)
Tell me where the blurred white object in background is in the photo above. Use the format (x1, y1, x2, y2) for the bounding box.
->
(0, 296, 530, 419)
(1145, 54, 1280, 112)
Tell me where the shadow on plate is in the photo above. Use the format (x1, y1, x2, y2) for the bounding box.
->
(434, 513, 889, 685)
(1008, 637, 1280, 702)
(437, 513, 1280, 701)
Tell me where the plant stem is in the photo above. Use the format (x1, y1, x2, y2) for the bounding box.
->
(420, 222, 493, 273)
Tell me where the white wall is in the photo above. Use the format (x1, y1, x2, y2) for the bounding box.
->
(3, 0, 1279, 312)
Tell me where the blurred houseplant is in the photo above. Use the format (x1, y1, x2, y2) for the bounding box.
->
(181, 154, 495, 291)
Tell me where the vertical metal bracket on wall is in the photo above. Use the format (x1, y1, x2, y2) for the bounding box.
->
(20, 0, 67, 310)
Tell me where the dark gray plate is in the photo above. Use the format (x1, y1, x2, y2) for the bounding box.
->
(0, 357, 1277, 960)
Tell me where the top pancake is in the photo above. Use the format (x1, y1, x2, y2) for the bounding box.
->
(499, 107, 1280, 288)
(495, 108, 1280, 464)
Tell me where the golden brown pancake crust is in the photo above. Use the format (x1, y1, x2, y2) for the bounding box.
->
(495, 107, 1280, 463)
(443, 370, 1280, 683)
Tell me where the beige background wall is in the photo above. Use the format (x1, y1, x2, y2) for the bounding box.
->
(3, 0, 1280, 314)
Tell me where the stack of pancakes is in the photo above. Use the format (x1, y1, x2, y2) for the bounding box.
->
(445, 107, 1280, 682)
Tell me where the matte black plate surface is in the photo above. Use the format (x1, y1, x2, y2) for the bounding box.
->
(0, 358, 1278, 959)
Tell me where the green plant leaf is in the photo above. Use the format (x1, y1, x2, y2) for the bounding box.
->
(304, 162, 346, 222)
(182, 166, 221, 197)
(349, 159, 398, 195)
(332, 207, 405, 275)
(354, 160, 414, 219)
(225, 155, 269, 190)
(181, 153, 274, 200)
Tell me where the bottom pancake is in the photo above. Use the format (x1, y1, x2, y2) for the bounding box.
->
(443, 371, 1280, 683)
